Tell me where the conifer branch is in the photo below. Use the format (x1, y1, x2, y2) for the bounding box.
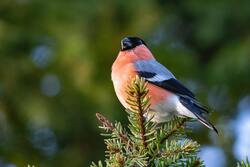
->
(138, 92, 147, 149)
(178, 157, 204, 167)
(161, 140, 200, 158)
(190, 159, 203, 167)
(126, 77, 148, 149)
(96, 113, 131, 148)
(96, 113, 114, 131)
(237, 157, 250, 167)
(126, 76, 154, 150)
(160, 118, 187, 144)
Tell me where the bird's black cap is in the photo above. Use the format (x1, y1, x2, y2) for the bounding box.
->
(120, 36, 146, 51)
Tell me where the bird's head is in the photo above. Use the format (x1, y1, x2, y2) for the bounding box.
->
(118, 36, 154, 61)
(120, 36, 146, 51)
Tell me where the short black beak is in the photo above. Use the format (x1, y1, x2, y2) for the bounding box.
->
(121, 37, 133, 51)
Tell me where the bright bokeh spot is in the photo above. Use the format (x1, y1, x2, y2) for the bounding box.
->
(199, 146, 226, 167)
(31, 45, 54, 69)
(40, 74, 61, 97)
(233, 96, 250, 160)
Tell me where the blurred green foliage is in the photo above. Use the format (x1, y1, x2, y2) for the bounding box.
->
(0, 0, 250, 166)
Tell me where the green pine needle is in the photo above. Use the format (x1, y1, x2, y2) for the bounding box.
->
(237, 157, 250, 167)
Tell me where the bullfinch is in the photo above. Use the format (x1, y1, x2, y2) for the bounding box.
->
(111, 36, 218, 133)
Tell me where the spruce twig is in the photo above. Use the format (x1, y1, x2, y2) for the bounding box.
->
(237, 157, 250, 167)
(96, 113, 114, 131)
(161, 140, 199, 158)
(126, 76, 150, 150)
(96, 112, 131, 147)
(160, 118, 187, 144)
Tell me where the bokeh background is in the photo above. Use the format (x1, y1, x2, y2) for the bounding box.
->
(1, 0, 250, 166)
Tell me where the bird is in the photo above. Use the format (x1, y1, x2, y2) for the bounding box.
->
(111, 36, 218, 133)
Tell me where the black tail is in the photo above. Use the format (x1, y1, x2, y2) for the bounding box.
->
(179, 96, 218, 134)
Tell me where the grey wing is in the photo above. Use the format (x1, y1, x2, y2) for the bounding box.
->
(134, 59, 175, 81)
(134, 59, 195, 98)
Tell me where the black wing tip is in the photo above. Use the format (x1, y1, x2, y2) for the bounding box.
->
(212, 125, 219, 135)
(179, 96, 218, 134)
(192, 112, 218, 134)
(200, 118, 218, 135)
